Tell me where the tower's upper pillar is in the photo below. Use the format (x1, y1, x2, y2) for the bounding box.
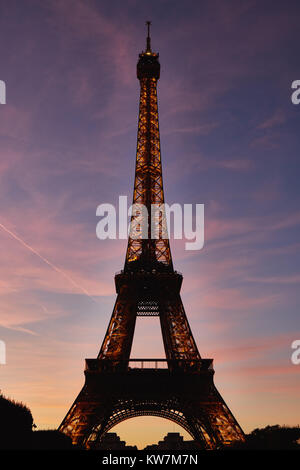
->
(137, 21, 160, 80)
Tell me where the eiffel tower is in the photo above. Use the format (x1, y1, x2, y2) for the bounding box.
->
(59, 22, 245, 449)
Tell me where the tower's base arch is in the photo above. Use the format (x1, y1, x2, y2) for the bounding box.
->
(59, 360, 245, 450)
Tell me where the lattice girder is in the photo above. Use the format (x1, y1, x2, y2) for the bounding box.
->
(126, 77, 172, 268)
(97, 271, 201, 363)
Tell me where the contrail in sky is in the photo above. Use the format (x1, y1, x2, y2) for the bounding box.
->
(0, 221, 99, 304)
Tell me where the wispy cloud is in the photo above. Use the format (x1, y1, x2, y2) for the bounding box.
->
(258, 109, 286, 129)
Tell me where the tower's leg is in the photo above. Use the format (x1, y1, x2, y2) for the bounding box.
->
(98, 284, 138, 363)
(159, 293, 200, 362)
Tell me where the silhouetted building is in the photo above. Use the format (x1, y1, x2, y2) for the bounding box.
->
(97, 433, 137, 451)
(144, 432, 198, 450)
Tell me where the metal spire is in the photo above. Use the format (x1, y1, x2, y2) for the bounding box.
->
(146, 20, 152, 52)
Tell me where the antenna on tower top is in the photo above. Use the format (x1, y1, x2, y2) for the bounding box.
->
(146, 20, 152, 52)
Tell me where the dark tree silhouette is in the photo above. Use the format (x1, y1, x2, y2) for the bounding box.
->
(0, 393, 34, 449)
(0, 392, 73, 449)
(229, 425, 300, 450)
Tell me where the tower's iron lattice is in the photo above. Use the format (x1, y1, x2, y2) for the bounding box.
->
(59, 23, 245, 449)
